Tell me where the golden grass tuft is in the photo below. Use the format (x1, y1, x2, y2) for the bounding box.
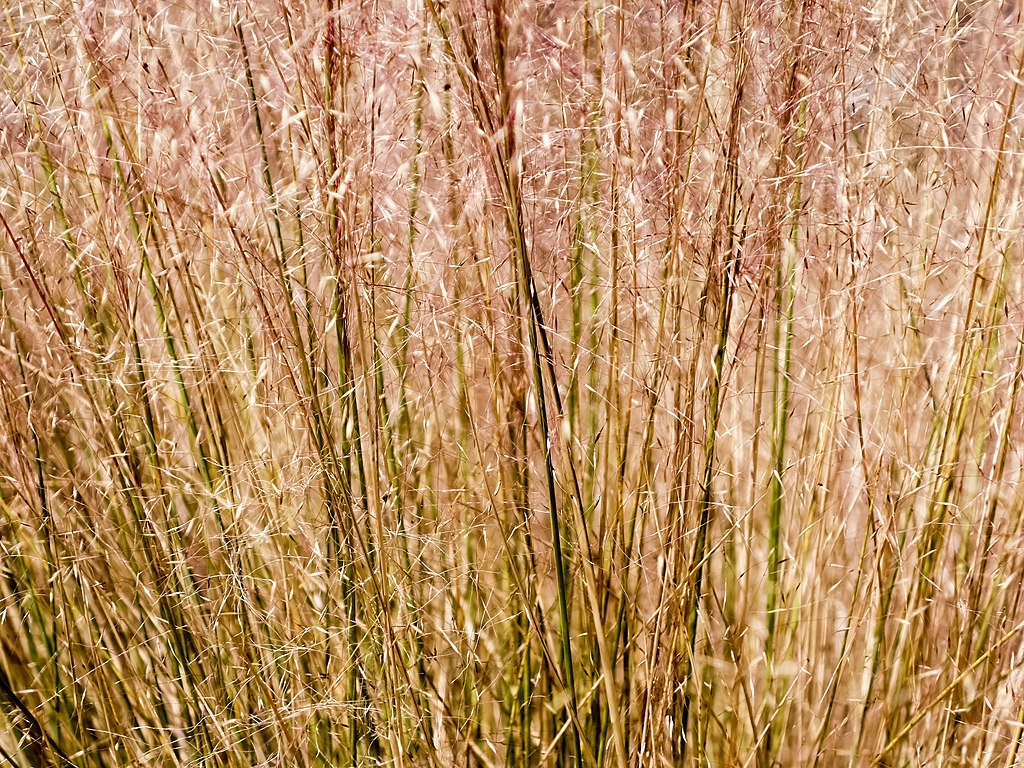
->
(2, 0, 1024, 765)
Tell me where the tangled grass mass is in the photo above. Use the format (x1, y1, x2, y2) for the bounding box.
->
(3, 0, 1024, 765)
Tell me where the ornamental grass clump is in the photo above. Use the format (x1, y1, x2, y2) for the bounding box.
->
(2, 0, 1024, 766)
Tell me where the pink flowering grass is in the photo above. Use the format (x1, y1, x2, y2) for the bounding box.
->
(2, 0, 1024, 765)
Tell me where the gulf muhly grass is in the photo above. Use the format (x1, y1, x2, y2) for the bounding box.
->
(4, 0, 1024, 766)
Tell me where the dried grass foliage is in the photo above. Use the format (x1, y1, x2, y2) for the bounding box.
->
(2, 0, 1024, 766)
